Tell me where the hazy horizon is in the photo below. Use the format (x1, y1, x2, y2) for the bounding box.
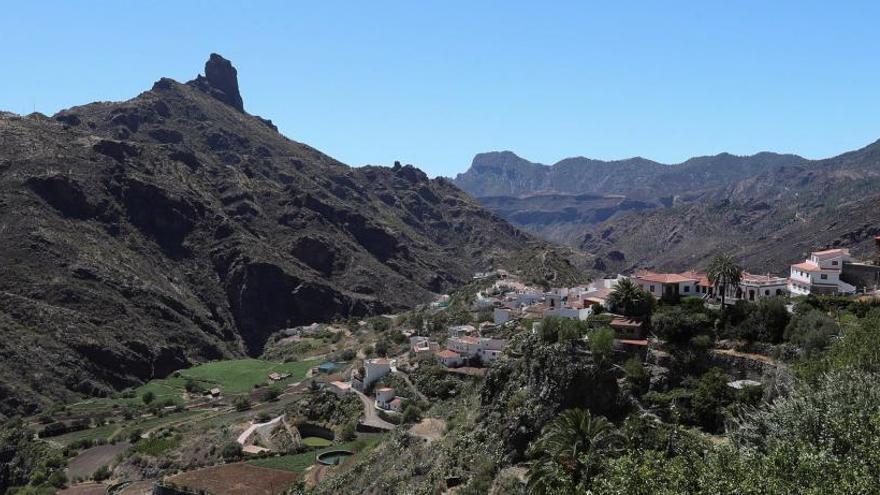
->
(3, 1, 879, 177)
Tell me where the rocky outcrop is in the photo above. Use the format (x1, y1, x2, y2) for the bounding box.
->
(188, 53, 244, 112)
(0, 55, 583, 417)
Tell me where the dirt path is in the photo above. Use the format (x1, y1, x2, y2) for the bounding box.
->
(353, 391, 395, 430)
(57, 483, 108, 495)
(67, 441, 131, 480)
(712, 348, 779, 366)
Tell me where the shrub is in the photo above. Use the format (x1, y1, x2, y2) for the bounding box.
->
(141, 391, 155, 405)
(92, 465, 111, 482)
(233, 396, 251, 411)
(784, 309, 837, 355)
(339, 420, 357, 441)
(652, 307, 711, 344)
(402, 405, 423, 424)
(736, 298, 790, 343)
(590, 327, 615, 363)
(623, 357, 648, 391)
(221, 442, 242, 460)
(263, 386, 281, 402)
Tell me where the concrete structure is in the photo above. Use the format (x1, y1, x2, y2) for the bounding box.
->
(375, 387, 395, 409)
(351, 358, 392, 392)
(841, 238, 880, 292)
(446, 336, 507, 365)
(410, 336, 439, 354)
(729, 272, 788, 301)
(448, 324, 476, 338)
(788, 249, 857, 295)
(610, 317, 645, 339)
(543, 306, 591, 321)
(328, 381, 351, 396)
(493, 307, 516, 325)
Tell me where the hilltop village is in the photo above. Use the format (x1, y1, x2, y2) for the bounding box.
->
(8, 240, 880, 495)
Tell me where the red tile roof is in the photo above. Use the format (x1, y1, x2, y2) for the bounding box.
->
(435, 350, 460, 358)
(679, 270, 712, 286)
(791, 262, 822, 273)
(610, 317, 643, 329)
(634, 271, 698, 284)
(616, 339, 649, 346)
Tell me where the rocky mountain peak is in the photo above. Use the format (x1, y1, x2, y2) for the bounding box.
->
(188, 53, 244, 112)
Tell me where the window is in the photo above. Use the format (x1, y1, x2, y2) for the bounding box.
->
(832, 260, 838, 266)
(820, 274, 828, 280)
(765, 290, 770, 296)
(684, 286, 690, 293)
(650, 285, 655, 292)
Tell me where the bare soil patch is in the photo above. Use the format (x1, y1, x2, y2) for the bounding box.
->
(166, 463, 298, 495)
(67, 441, 131, 480)
(408, 418, 447, 442)
(57, 483, 108, 495)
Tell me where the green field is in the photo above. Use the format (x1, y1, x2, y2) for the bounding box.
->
(250, 434, 386, 473)
(67, 358, 318, 415)
(302, 436, 333, 447)
(176, 358, 318, 394)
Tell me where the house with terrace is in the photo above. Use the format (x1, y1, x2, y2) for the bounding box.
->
(789, 249, 857, 296)
(633, 271, 705, 300)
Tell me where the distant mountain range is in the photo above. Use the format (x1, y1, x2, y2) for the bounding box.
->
(453, 143, 880, 273)
(0, 54, 585, 417)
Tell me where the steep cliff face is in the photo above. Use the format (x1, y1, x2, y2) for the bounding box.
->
(0, 54, 581, 417)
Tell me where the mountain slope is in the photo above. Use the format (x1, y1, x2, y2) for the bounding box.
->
(0, 54, 584, 417)
(452, 150, 809, 246)
(582, 140, 880, 273)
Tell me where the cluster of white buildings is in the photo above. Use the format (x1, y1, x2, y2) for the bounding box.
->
(432, 322, 508, 368)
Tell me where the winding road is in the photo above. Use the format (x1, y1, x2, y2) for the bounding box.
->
(353, 390, 395, 430)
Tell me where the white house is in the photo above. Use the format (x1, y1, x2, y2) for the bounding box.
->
(375, 387, 396, 409)
(352, 357, 392, 392)
(728, 272, 788, 301)
(446, 336, 507, 365)
(435, 349, 463, 367)
(788, 249, 857, 296)
(543, 306, 591, 321)
(493, 307, 518, 325)
(633, 271, 706, 299)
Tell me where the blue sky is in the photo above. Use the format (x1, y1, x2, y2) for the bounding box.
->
(2, 1, 879, 177)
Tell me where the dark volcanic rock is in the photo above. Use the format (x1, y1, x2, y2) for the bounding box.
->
(0, 54, 583, 417)
(188, 53, 244, 112)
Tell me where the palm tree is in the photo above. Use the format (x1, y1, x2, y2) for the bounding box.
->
(607, 278, 652, 317)
(526, 409, 619, 494)
(707, 254, 743, 309)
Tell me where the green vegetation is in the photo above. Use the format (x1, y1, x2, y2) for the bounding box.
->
(302, 436, 334, 447)
(176, 358, 318, 394)
(527, 409, 618, 494)
(607, 278, 654, 317)
(249, 435, 386, 473)
(132, 434, 180, 456)
(706, 253, 743, 309)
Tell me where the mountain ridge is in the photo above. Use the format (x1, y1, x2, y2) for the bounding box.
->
(0, 54, 586, 417)
(453, 141, 880, 272)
